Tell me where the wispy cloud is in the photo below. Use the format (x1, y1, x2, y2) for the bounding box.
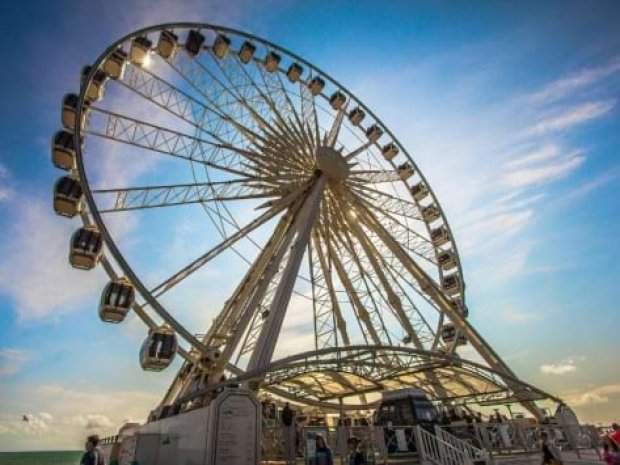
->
(562, 383, 620, 407)
(501, 308, 542, 323)
(527, 56, 620, 104)
(524, 100, 615, 135)
(501, 152, 586, 188)
(0, 349, 31, 376)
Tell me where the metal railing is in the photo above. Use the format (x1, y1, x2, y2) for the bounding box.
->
(435, 425, 491, 465)
(416, 425, 474, 465)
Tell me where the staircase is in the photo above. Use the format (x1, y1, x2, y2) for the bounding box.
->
(415, 425, 492, 465)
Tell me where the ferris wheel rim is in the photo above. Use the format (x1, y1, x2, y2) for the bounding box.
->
(74, 22, 466, 362)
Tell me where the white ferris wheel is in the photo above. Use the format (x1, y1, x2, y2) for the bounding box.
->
(52, 23, 557, 416)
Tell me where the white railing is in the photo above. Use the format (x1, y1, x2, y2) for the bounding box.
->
(435, 425, 491, 465)
(416, 425, 475, 465)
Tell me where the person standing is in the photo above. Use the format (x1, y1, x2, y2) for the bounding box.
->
(79, 435, 106, 465)
(282, 402, 296, 465)
(610, 423, 620, 449)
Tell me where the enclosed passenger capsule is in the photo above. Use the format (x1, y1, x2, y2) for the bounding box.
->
(441, 323, 467, 346)
(103, 48, 128, 80)
(381, 142, 399, 161)
(450, 298, 469, 318)
(51, 130, 78, 170)
(441, 273, 461, 295)
(53, 176, 83, 218)
(430, 226, 450, 246)
(69, 227, 103, 270)
(410, 183, 429, 201)
(329, 91, 346, 110)
(99, 278, 135, 323)
(62, 93, 88, 131)
(140, 326, 178, 371)
(421, 205, 440, 222)
(212, 34, 231, 58)
(308, 76, 325, 95)
(437, 250, 457, 270)
(130, 36, 152, 66)
(286, 63, 303, 83)
(81, 66, 108, 103)
(264, 51, 281, 72)
(366, 124, 383, 142)
(156, 29, 178, 60)
(185, 30, 205, 56)
(348, 107, 365, 125)
(239, 41, 256, 64)
(397, 162, 415, 180)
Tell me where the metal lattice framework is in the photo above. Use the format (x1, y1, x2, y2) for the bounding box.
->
(54, 22, 558, 417)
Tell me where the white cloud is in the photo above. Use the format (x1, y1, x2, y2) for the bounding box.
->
(0, 383, 160, 447)
(72, 414, 114, 430)
(501, 308, 542, 323)
(505, 144, 561, 169)
(0, 349, 32, 376)
(540, 356, 584, 375)
(562, 383, 620, 407)
(524, 100, 615, 135)
(501, 154, 585, 188)
(527, 57, 620, 104)
(0, 199, 108, 322)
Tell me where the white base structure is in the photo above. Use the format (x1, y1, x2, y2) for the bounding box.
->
(104, 388, 260, 465)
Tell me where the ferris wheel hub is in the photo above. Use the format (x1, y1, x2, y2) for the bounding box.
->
(315, 145, 350, 181)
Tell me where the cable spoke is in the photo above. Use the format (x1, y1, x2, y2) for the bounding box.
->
(150, 182, 309, 298)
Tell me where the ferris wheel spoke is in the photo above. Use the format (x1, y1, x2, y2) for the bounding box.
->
(346, 192, 458, 322)
(119, 64, 304, 175)
(260, 64, 307, 133)
(340, 209, 421, 345)
(316, 228, 383, 347)
(150, 183, 309, 298)
(311, 232, 351, 346)
(348, 170, 402, 184)
(202, 51, 283, 136)
(86, 107, 251, 177)
(351, 184, 423, 221)
(122, 63, 267, 155)
(308, 240, 340, 350)
(166, 53, 269, 147)
(93, 179, 278, 213)
(324, 106, 347, 148)
(299, 80, 320, 148)
(366, 208, 437, 264)
(211, 51, 301, 140)
(344, 141, 374, 161)
(325, 218, 394, 346)
(369, 243, 439, 348)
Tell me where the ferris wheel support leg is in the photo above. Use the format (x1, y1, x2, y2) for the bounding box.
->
(247, 176, 326, 373)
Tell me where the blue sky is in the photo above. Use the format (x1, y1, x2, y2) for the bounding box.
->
(0, 0, 619, 451)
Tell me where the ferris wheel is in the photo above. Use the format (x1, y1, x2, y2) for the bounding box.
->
(52, 23, 556, 415)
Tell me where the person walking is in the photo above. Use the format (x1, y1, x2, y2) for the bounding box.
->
(315, 434, 334, 465)
(540, 431, 561, 465)
(347, 437, 366, 465)
(79, 435, 106, 465)
(282, 402, 296, 465)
